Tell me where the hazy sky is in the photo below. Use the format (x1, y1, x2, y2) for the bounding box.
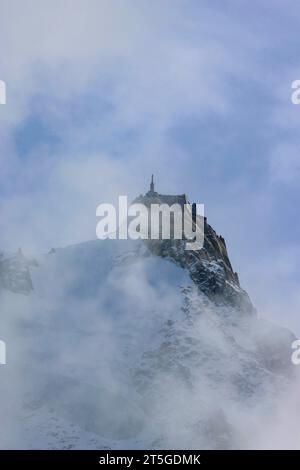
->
(0, 0, 300, 332)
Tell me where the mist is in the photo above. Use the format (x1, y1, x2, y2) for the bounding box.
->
(1, 0, 300, 451)
(0, 239, 299, 449)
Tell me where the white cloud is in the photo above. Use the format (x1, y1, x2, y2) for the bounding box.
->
(0, 0, 247, 252)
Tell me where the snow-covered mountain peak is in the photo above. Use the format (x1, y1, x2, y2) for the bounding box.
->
(0, 235, 298, 448)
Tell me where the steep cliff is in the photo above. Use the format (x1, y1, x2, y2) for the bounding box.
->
(145, 219, 254, 316)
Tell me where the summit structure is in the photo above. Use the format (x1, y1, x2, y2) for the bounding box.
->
(134, 177, 254, 314)
(141, 175, 189, 210)
(149, 175, 155, 194)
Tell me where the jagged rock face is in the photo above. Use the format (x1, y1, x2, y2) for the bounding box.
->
(144, 219, 255, 315)
(133, 191, 254, 314)
(0, 251, 36, 295)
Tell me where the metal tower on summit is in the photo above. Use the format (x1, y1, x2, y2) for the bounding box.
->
(150, 174, 155, 193)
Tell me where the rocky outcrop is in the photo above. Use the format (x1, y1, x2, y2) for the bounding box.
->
(145, 219, 255, 315)
(0, 250, 36, 295)
(134, 184, 255, 315)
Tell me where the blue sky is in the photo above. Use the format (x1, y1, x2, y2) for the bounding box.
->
(0, 0, 300, 332)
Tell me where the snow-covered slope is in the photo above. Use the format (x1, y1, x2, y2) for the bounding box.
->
(0, 239, 298, 449)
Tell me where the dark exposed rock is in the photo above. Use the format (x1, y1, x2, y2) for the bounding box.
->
(135, 179, 255, 314)
(144, 219, 255, 315)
